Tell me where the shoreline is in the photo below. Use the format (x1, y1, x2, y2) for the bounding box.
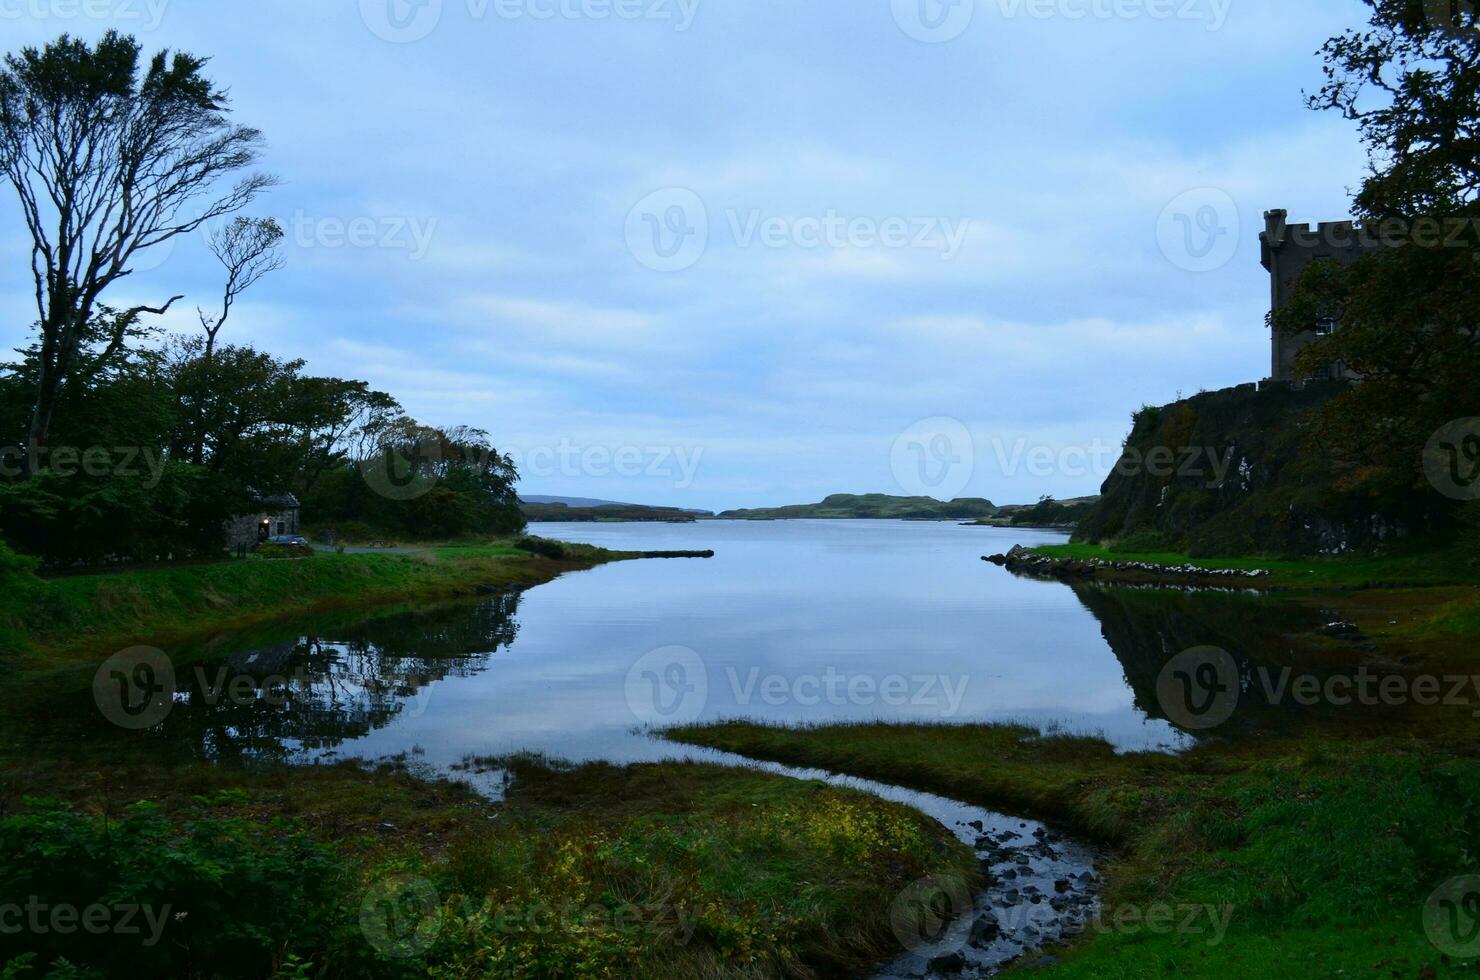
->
(4, 540, 712, 674)
(984, 544, 1276, 588)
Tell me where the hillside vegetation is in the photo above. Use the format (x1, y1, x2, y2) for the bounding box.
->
(718, 493, 997, 521)
(1073, 382, 1460, 556)
(521, 502, 708, 522)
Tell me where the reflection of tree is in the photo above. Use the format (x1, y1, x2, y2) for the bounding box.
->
(160, 594, 522, 761)
(1068, 585, 1325, 736)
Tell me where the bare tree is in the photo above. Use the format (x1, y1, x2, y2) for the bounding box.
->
(0, 31, 275, 476)
(198, 216, 286, 361)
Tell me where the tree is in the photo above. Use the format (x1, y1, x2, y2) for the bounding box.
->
(0, 31, 274, 476)
(187, 215, 285, 463)
(1274, 0, 1480, 509)
(198, 216, 285, 362)
(1307, 0, 1480, 221)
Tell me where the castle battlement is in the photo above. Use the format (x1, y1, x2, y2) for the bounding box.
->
(1260, 209, 1383, 252)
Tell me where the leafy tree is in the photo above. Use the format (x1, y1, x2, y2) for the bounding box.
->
(0, 34, 522, 565)
(1274, 0, 1480, 510)
(0, 31, 274, 475)
(1309, 0, 1479, 219)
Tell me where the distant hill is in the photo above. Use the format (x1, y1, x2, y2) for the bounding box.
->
(973, 495, 1099, 529)
(520, 495, 709, 514)
(521, 501, 714, 523)
(715, 493, 997, 521)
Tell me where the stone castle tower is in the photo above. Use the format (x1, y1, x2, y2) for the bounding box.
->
(1259, 209, 1383, 382)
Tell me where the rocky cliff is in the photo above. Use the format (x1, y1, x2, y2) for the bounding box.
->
(1076, 382, 1416, 556)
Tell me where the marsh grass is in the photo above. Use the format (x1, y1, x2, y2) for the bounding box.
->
(0, 754, 975, 979)
(668, 720, 1480, 977)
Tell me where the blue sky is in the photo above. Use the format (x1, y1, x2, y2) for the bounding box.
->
(0, 0, 1373, 510)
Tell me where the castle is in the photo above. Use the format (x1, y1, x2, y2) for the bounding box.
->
(1259, 208, 1384, 383)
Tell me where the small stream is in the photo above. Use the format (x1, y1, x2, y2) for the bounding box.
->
(752, 763, 1099, 978)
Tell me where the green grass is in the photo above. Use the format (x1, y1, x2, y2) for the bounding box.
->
(1030, 541, 1480, 588)
(0, 755, 976, 980)
(667, 721, 1480, 978)
(0, 538, 641, 672)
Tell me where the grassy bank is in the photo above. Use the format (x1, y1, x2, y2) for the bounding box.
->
(1025, 541, 1480, 656)
(0, 754, 975, 979)
(1027, 540, 1480, 589)
(669, 721, 1480, 977)
(0, 539, 701, 672)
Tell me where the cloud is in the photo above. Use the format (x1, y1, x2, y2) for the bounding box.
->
(0, 0, 1378, 509)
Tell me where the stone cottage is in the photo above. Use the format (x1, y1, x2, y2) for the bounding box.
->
(225, 492, 301, 550)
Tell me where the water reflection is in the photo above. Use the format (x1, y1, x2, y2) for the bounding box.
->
(27, 523, 1393, 772)
(1069, 583, 1397, 737)
(153, 593, 522, 761)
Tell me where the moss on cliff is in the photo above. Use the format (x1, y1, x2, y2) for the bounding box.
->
(1075, 382, 1434, 556)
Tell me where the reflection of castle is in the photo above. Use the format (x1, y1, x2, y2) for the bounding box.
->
(1068, 583, 1322, 737)
(1259, 209, 1383, 383)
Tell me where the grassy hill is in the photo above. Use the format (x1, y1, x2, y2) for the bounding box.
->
(973, 495, 1098, 528)
(521, 502, 712, 522)
(716, 493, 997, 520)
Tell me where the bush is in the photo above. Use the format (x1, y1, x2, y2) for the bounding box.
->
(515, 536, 566, 560)
(0, 798, 347, 978)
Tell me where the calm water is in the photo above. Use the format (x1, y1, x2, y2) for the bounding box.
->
(329, 520, 1194, 767)
(37, 520, 1333, 773)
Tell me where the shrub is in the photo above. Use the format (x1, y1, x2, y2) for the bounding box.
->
(515, 537, 566, 560)
(0, 798, 347, 978)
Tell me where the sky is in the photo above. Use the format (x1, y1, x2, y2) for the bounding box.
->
(0, 0, 1375, 511)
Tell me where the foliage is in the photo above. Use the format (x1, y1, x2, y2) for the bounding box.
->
(0, 31, 273, 459)
(1002, 495, 1096, 527)
(670, 723, 1480, 978)
(1274, 0, 1480, 512)
(522, 502, 705, 522)
(514, 536, 567, 560)
(0, 758, 973, 980)
(0, 331, 521, 566)
(1309, 0, 1480, 219)
(0, 797, 346, 979)
(0, 33, 522, 569)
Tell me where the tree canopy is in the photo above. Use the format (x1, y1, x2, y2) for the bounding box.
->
(1275, 0, 1480, 515)
(0, 33, 523, 568)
